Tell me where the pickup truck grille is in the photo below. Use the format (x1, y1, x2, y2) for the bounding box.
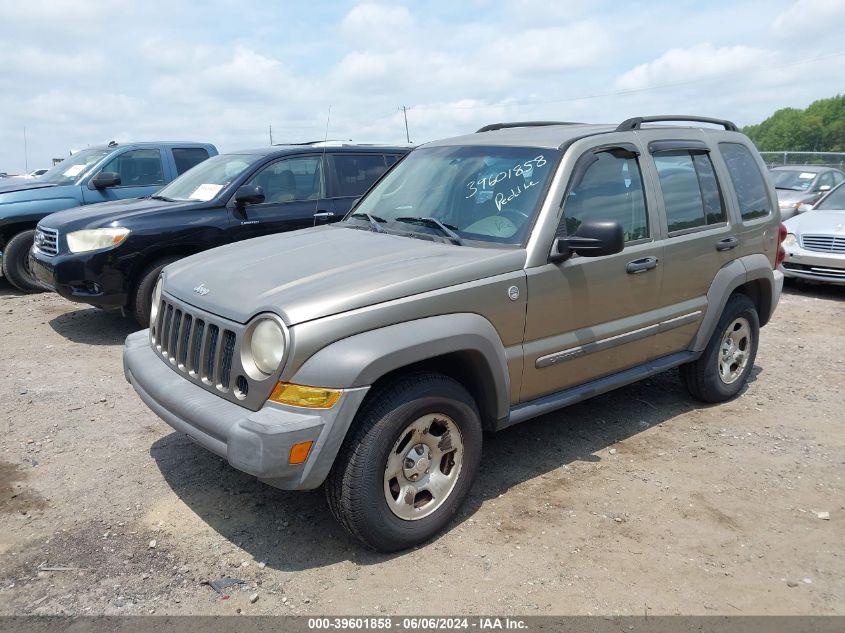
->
(34, 226, 58, 256)
(152, 298, 237, 392)
(801, 234, 845, 254)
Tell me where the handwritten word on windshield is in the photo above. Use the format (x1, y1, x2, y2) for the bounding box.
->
(465, 156, 548, 210)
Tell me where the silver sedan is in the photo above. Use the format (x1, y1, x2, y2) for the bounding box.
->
(781, 183, 845, 285)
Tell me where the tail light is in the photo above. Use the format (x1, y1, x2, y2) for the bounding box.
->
(775, 223, 787, 268)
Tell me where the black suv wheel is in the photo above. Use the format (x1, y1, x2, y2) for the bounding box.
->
(326, 373, 482, 552)
(681, 293, 760, 403)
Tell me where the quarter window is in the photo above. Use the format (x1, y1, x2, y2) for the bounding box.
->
(654, 151, 725, 233)
(245, 156, 323, 203)
(718, 143, 771, 221)
(100, 149, 165, 187)
(330, 154, 389, 197)
(562, 150, 649, 242)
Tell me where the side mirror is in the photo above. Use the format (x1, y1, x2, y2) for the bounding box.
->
(234, 184, 265, 206)
(549, 220, 625, 263)
(90, 171, 121, 189)
(818, 185, 831, 192)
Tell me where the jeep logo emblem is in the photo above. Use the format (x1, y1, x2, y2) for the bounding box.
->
(193, 284, 210, 296)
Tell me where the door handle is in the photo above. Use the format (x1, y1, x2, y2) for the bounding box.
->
(716, 236, 739, 251)
(313, 211, 335, 226)
(626, 256, 658, 274)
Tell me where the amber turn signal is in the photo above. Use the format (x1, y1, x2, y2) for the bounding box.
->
(268, 382, 342, 409)
(289, 441, 314, 465)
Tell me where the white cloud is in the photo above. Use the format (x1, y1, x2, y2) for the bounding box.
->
(772, 0, 845, 36)
(615, 44, 775, 91)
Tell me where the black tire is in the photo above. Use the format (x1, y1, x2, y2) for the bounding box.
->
(2, 230, 46, 293)
(130, 257, 180, 328)
(325, 372, 483, 552)
(680, 293, 760, 403)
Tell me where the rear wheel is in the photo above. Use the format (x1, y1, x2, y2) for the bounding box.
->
(130, 257, 180, 327)
(681, 293, 760, 403)
(326, 373, 482, 552)
(2, 230, 46, 293)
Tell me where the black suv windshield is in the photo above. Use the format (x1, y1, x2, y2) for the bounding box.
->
(40, 148, 112, 185)
(156, 153, 264, 201)
(347, 145, 560, 245)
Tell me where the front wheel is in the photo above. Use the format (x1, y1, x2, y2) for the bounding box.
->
(2, 230, 46, 293)
(680, 293, 760, 403)
(325, 373, 482, 552)
(130, 257, 180, 328)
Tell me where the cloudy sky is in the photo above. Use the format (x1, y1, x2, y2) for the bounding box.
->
(0, 0, 843, 172)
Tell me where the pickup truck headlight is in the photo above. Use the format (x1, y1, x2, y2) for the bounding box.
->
(783, 233, 798, 248)
(150, 278, 163, 324)
(250, 318, 286, 375)
(66, 228, 130, 253)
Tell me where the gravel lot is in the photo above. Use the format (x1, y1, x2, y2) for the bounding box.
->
(0, 279, 842, 616)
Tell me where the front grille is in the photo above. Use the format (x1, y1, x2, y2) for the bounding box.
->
(801, 234, 845, 253)
(34, 226, 58, 256)
(152, 298, 237, 391)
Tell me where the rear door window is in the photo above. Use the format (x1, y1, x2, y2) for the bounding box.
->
(718, 143, 771, 221)
(653, 151, 725, 233)
(329, 154, 388, 197)
(172, 147, 211, 175)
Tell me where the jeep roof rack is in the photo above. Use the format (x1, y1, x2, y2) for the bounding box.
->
(476, 121, 581, 133)
(616, 115, 739, 132)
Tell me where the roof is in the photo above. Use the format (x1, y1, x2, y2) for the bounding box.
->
(423, 124, 619, 150)
(224, 144, 412, 157)
(84, 141, 214, 150)
(770, 165, 842, 172)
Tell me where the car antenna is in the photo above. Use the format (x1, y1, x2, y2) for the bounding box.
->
(315, 105, 331, 224)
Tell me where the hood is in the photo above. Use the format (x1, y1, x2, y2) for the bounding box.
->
(0, 180, 60, 196)
(39, 196, 199, 231)
(775, 189, 812, 206)
(784, 209, 845, 235)
(163, 225, 527, 325)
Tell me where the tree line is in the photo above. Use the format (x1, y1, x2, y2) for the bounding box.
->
(742, 94, 845, 152)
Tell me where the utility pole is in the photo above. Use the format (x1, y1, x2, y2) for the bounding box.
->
(23, 126, 28, 173)
(269, 124, 274, 145)
(399, 106, 411, 143)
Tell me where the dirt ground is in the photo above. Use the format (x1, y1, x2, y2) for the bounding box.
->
(0, 278, 842, 616)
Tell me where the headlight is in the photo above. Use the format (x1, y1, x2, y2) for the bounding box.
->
(250, 318, 286, 375)
(66, 228, 130, 253)
(783, 233, 798, 248)
(150, 277, 163, 323)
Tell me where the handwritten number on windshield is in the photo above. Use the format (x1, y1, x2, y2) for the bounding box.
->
(465, 155, 547, 200)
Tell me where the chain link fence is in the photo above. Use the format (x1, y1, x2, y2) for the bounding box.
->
(759, 151, 845, 168)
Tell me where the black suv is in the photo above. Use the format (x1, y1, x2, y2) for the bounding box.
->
(30, 144, 409, 325)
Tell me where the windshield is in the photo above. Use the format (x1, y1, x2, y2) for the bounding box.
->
(155, 153, 263, 201)
(39, 148, 112, 185)
(772, 169, 818, 191)
(815, 183, 845, 210)
(347, 145, 560, 245)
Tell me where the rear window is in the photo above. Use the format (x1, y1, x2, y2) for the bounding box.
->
(719, 143, 771, 221)
(330, 154, 388, 197)
(173, 147, 211, 175)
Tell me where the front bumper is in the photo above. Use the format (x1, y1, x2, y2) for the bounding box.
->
(123, 330, 369, 490)
(29, 247, 129, 308)
(781, 246, 845, 285)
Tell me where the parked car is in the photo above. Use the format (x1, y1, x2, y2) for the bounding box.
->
(770, 165, 845, 219)
(31, 144, 409, 326)
(124, 116, 784, 551)
(25, 168, 49, 178)
(0, 141, 217, 292)
(781, 182, 845, 284)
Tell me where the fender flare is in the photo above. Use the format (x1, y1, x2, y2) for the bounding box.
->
(692, 254, 776, 351)
(290, 313, 512, 421)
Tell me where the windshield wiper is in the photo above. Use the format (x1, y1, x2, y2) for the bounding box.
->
(349, 212, 385, 233)
(150, 194, 175, 202)
(395, 217, 463, 245)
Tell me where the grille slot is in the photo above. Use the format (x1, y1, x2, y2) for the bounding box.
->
(802, 234, 845, 254)
(152, 299, 237, 393)
(34, 226, 58, 256)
